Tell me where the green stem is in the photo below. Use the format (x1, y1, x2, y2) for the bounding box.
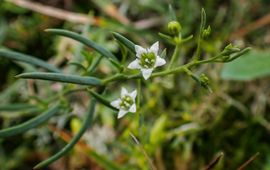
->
(101, 48, 249, 85)
(87, 55, 103, 73)
(194, 38, 202, 60)
(102, 73, 126, 84)
(193, 8, 206, 61)
(168, 43, 180, 69)
(102, 63, 194, 84)
(46, 87, 87, 103)
(136, 79, 141, 108)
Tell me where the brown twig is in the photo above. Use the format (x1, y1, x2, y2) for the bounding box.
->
(203, 152, 224, 170)
(237, 152, 260, 170)
(230, 12, 270, 40)
(101, 4, 130, 25)
(48, 125, 92, 151)
(6, 0, 162, 29)
(134, 17, 165, 29)
(6, 0, 99, 25)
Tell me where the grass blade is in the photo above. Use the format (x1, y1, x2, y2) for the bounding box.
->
(0, 105, 60, 138)
(112, 32, 135, 53)
(0, 49, 61, 73)
(34, 98, 97, 169)
(46, 29, 119, 62)
(16, 72, 102, 86)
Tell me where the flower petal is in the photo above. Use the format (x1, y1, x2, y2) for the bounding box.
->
(129, 90, 137, 100)
(128, 59, 141, 69)
(141, 68, 153, 80)
(155, 56, 166, 67)
(149, 41, 159, 56)
(135, 45, 147, 58)
(129, 104, 136, 113)
(110, 99, 121, 109)
(118, 109, 128, 119)
(121, 87, 128, 97)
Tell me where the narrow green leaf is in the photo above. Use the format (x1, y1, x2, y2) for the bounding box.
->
(34, 99, 97, 169)
(0, 49, 61, 73)
(87, 55, 103, 74)
(160, 48, 167, 58)
(89, 90, 117, 111)
(158, 32, 174, 44)
(0, 105, 60, 138)
(0, 103, 36, 112)
(193, 8, 206, 60)
(200, 8, 206, 37)
(181, 35, 194, 43)
(81, 50, 93, 64)
(118, 42, 128, 63)
(46, 29, 119, 62)
(16, 72, 102, 86)
(168, 4, 177, 21)
(112, 32, 135, 54)
(0, 80, 24, 103)
(68, 61, 87, 71)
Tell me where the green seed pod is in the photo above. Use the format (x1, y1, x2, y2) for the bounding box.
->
(167, 21, 181, 36)
(200, 74, 210, 87)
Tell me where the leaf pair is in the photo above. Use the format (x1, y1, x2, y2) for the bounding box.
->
(12, 30, 136, 86)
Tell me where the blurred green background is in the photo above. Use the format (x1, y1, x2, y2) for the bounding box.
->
(0, 0, 270, 169)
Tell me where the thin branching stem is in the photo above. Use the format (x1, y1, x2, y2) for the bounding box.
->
(102, 47, 250, 85)
(168, 43, 180, 69)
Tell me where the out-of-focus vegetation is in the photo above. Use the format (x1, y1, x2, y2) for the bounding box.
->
(0, 0, 270, 170)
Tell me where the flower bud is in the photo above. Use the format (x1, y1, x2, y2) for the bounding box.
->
(202, 25, 211, 38)
(199, 74, 212, 92)
(223, 44, 240, 55)
(199, 74, 210, 87)
(221, 55, 230, 62)
(167, 21, 181, 36)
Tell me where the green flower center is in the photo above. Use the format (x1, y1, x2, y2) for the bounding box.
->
(139, 52, 156, 69)
(120, 95, 134, 110)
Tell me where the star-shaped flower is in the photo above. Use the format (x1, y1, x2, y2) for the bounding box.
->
(128, 41, 166, 80)
(110, 87, 137, 119)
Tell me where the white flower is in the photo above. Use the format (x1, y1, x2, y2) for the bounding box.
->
(110, 87, 137, 119)
(128, 41, 166, 80)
